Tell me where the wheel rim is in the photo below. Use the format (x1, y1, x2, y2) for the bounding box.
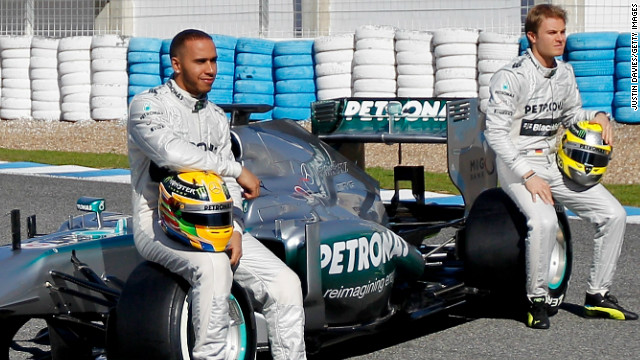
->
(225, 294, 248, 360)
(180, 292, 248, 360)
(548, 228, 567, 290)
(180, 293, 191, 360)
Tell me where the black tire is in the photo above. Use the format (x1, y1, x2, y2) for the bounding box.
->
(107, 261, 257, 360)
(0, 317, 29, 360)
(460, 188, 572, 311)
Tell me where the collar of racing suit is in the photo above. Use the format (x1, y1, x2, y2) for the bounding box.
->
(526, 48, 558, 79)
(166, 79, 208, 113)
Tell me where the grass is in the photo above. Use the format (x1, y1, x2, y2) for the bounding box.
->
(603, 184, 640, 208)
(365, 166, 460, 195)
(366, 166, 640, 208)
(1, 148, 638, 207)
(0, 148, 129, 169)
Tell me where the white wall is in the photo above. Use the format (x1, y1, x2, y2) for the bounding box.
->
(131, 0, 294, 38)
(326, 0, 523, 35)
(583, 0, 632, 33)
(128, 0, 634, 39)
(552, 0, 632, 34)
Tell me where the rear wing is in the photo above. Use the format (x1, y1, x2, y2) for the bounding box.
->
(310, 97, 496, 211)
(311, 98, 447, 143)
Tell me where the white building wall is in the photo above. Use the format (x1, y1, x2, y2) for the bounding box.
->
(583, 0, 631, 33)
(133, 0, 251, 38)
(268, 1, 296, 37)
(131, 0, 294, 38)
(130, 0, 524, 38)
(16, 0, 626, 39)
(551, 0, 632, 34)
(326, 0, 523, 35)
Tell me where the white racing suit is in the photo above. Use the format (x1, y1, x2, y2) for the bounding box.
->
(128, 80, 306, 359)
(484, 49, 626, 301)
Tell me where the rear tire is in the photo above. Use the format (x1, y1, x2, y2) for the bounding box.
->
(108, 261, 256, 360)
(460, 188, 572, 313)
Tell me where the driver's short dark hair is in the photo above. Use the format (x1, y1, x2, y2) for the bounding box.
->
(170, 29, 212, 58)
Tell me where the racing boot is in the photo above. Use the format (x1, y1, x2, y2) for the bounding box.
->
(584, 292, 639, 320)
(526, 296, 550, 329)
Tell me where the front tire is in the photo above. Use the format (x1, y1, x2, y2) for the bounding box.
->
(108, 261, 257, 360)
(460, 188, 572, 311)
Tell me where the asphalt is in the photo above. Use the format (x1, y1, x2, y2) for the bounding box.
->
(0, 173, 638, 360)
(1, 160, 638, 223)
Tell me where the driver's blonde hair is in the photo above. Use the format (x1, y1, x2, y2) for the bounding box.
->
(525, 4, 567, 37)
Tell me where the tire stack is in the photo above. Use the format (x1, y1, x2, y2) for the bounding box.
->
(58, 36, 92, 122)
(352, 25, 397, 98)
(30, 36, 60, 121)
(433, 28, 479, 98)
(566, 32, 618, 114)
(273, 40, 316, 120)
(0, 36, 32, 120)
(313, 33, 354, 100)
(90, 34, 129, 121)
(160, 39, 173, 84)
(209, 34, 237, 105)
(394, 29, 434, 98)
(127, 37, 162, 103)
(477, 31, 519, 112)
(613, 32, 637, 124)
(233, 37, 275, 121)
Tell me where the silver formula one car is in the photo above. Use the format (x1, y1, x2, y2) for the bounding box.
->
(0, 99, 571, 360)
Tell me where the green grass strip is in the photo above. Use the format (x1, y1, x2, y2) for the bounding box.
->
(1, 148, 638, 207)
(0, 148, 129, 169)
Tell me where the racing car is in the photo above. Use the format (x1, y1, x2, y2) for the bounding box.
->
(0, 99, 571, 360)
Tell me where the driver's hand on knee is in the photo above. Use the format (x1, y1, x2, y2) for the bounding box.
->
(525, 175, 554, 205)
(226, 231, 243, 267)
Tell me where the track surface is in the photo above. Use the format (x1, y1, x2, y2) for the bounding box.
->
(1, 174, 638, 360)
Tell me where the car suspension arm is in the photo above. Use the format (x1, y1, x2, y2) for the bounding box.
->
(45, 279, 115, 308)
(70, 250, 120, 303)
(48, 270, 120, 299)
(47, 251, 122, 309)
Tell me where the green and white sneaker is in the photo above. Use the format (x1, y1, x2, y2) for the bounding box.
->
(584, 292, 638, 320)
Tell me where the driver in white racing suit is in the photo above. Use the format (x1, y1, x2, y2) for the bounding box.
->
(484, 4, 637, 329)
(128, 29, 306, 359)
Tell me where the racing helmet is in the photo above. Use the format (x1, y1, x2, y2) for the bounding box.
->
(557, 121, 611, 187)
(158, 171, 233, 252)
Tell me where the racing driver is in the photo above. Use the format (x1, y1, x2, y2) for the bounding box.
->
(127, 29, 306, 358)
(484, 4, 637, 329)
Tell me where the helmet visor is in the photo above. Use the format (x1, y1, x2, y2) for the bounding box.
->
(564, 147, 609, 167)
(181, 211, 232, 227)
